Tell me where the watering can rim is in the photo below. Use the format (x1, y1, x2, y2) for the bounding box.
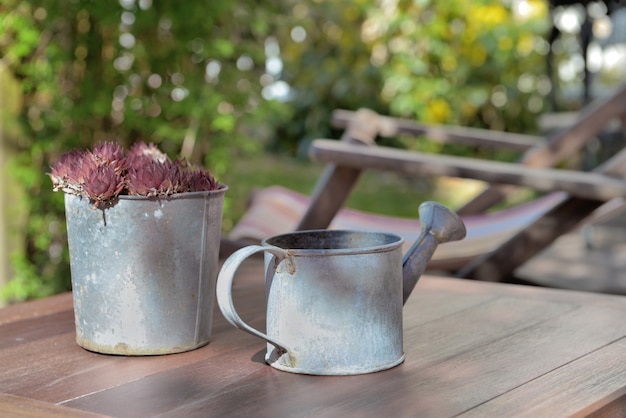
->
(262, 229, 405, 257)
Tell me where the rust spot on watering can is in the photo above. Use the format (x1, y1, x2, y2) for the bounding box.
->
(277, 251, 296, 275)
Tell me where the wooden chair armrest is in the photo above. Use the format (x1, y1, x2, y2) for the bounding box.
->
(309, 139, 626, 202)
(331, 109, 544, 151)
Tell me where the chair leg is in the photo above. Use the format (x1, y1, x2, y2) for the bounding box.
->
(456, 197, 603, 282)
(297, 109, 380, 231)
(296, 164, 364, 230)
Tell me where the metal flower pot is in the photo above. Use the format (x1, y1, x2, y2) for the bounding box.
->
(64, 187, 226, 355)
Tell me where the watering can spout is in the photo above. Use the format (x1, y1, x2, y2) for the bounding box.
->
(401, 202, 466, 304)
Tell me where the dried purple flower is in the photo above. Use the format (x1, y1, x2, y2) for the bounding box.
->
(185, 167, 219, 192)
(50, 141, 222, 206)
(126, 159, 187, 197)
(92, 142, 126, 174)
(81, 165, 125, 205)
(71, 153, 100, 183)
(127, 142, 168, 164)
(49, 150, 99, 196)
(49, 150, 83, 191)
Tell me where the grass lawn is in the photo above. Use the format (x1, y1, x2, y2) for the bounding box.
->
(219, 152, 486, 233)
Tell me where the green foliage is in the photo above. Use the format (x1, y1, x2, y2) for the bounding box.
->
(366, 0, 550, 134)
(277, 0, 551, 156)
(1, 0, 292, 302)
(271, 0, 386, 155)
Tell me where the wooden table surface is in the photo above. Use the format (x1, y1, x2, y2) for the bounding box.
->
(1, 259, 626, 417)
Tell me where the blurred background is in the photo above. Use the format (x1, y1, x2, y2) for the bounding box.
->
(2, 0, 625, 304)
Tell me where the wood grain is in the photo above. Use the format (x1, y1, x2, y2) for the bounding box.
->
(331, 109, 542, 151)
(309, 139, 626, 202)
(0, 393, 108, 418)
(460, 338, 626, 417)
(1, 261, 625, 417)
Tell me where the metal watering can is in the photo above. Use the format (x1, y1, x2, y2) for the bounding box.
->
(216, 202, 466, 375)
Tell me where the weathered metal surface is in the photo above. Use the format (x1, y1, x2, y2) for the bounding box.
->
(402, 201, 466, 304)
(216, 202, 466, 375)
(65, 188, 226, 355)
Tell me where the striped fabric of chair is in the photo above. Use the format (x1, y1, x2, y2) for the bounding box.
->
(228, 186, 568, 271)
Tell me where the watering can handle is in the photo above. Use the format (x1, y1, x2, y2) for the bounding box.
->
(216, 244, 292, 356)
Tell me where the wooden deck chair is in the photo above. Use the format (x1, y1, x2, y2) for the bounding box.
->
(226, 85, 626, 285)
(227, 185, 570, 271)
(221, 108, 539, 257)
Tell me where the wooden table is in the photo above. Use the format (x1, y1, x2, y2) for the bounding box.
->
(1, 259, 626, 417)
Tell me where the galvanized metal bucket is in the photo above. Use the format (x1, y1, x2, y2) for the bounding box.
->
(65, 187, 226, 355)
(216, 201, 466, 375)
